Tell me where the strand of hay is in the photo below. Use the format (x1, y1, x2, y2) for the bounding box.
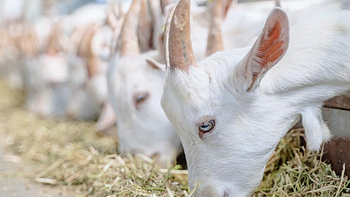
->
(0, 79, 349, 196)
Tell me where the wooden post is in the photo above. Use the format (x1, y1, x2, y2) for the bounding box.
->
(322, 92, 350, 176)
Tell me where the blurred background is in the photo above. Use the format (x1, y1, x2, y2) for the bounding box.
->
(1, 0, 350, 196)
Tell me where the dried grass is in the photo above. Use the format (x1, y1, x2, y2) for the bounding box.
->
(0, 79, 349, 196)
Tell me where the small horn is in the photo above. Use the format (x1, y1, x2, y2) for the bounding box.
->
(106, 10, 119, 30)
(168, 0, 197, 71)
(148, 0, 161, 25)
(117, 2, 124, 18)
(119, 0, 141, 56)
(77, 25, 100, 78)
(45, 20, 63, 56)
(77, 25, 97, 58)
(223, 0, 235, 18)
(164, 7, 175, 68)
(275, 0, 281, 8)
(206, 0, 224, 57)
(138, 0, 154, 52)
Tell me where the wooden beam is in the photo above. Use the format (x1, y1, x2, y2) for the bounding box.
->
(323, 138, 350, 177)
(323, 92, 350, 110)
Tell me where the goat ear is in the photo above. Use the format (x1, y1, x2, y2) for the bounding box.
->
(236, 8, 289, 92)
(138, 0, 154, 52)
(146, 57, 165, 71)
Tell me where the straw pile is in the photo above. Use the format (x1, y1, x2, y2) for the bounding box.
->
(0, 79, 349, 196)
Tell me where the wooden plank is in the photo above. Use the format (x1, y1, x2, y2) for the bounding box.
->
(323, 92, 350, 110)
(293, 99, 350, 177)
(322, 108, 350, 138)
(322, 108, 350, 176)
(323, 138, 350, 177)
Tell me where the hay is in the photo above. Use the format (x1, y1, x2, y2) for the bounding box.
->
(0, 79, 349, 196)
(253, 131, 350, 196)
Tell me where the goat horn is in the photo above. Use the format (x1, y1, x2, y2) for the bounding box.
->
(119, 0, 141, 56)
(164, 7, 175, 68)
(168, 0, 197, 71)
(275, 0, 281, 7)
(206, 0, 224, 57)
(148, 0, 160, 25)
(138, 0, 154, 52)
(45, 20, 63, 56)
(223, 0, 235, 18)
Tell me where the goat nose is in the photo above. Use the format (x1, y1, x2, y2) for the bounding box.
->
(66, 111, 74, 119)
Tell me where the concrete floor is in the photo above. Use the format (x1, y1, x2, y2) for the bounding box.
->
(0, 136, 72, 197)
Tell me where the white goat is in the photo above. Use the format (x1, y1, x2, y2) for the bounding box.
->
(65, 21, 120, 130)
(177, 0, 341, 61)
(161, 0, 350, 196)
(105, 0, 323, 165)
(107, 0, 182, 165)
(221, 0, 341, 49)
(23, 21, 70, 118)
(62, 5, 123, 123)
(0, 25, 24, 89)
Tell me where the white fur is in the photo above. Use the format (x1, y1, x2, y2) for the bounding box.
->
(189, 0, 341, 61)
(65, 54, 100, 120)
(23, 54, 70, 118)
(1, 0, 26, 24)
(162, 9, 350, 197)
(65, 22, 118, 122)
(107, 54, 182, 165)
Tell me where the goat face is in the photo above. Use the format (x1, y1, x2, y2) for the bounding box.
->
(65, 55, 100, 120)
(24, 54, 70, 118)
(108, 55, 181, 165)
(161, 50, 285, 196)
(161, 1, 294, 195)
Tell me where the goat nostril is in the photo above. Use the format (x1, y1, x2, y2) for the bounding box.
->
(67, 112, 73, 119)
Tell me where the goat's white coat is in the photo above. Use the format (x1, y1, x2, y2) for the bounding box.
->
(162, 9, 350, 197)
(23, 54, 70, 118)
(105, 0, 342, 166)
(65, 54, 100, 120)
(65, 22, 116, 122)
(107, 53, 182, 165)
(188, 0, 341, 61)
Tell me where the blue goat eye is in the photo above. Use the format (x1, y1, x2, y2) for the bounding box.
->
(135, 92, 149, 105)
(199, 120, 215, 133)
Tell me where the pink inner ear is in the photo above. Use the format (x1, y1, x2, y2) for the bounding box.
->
(256, 21, 285, 69)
